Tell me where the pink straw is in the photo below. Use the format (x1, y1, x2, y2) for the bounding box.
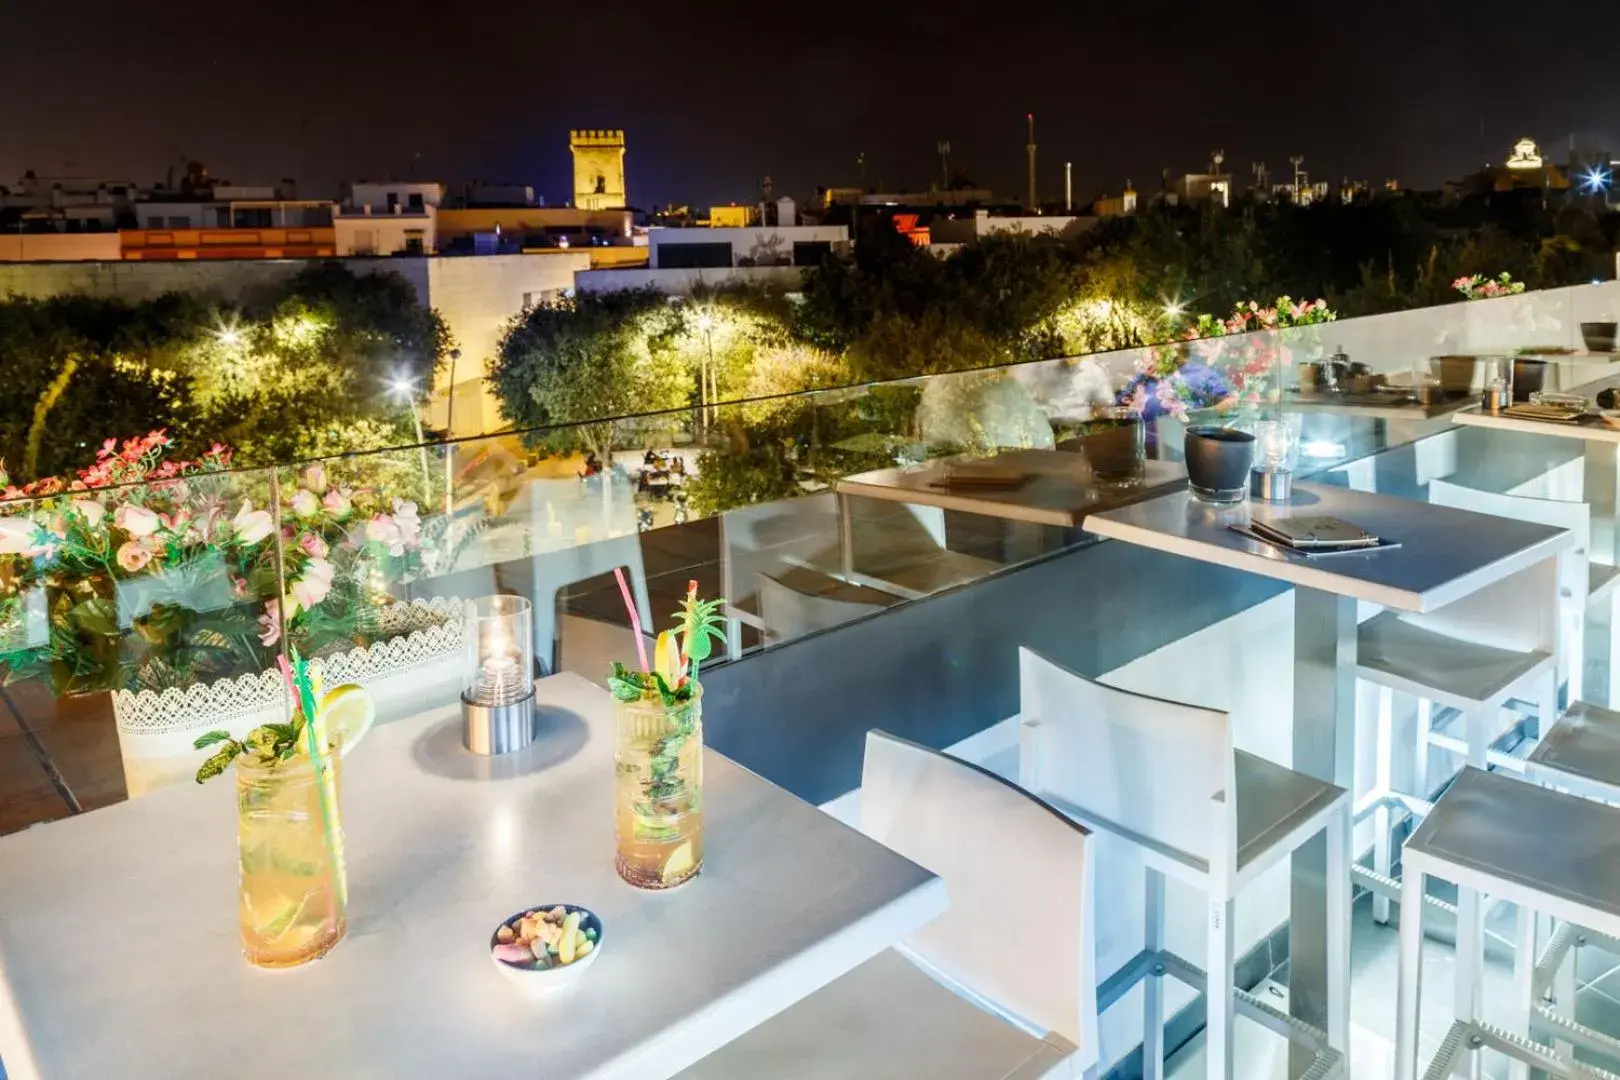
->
(614, 567, 651, 673)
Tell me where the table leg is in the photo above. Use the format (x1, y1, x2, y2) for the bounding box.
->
(838, 491, 855, 579)
(1586, 442, 1618, 566)
(1289, 587, 1356, 1078)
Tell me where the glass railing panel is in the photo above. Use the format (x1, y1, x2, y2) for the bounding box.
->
(0, 458, 287, 825)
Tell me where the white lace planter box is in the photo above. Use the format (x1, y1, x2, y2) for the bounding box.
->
(113, 597, 466, 796)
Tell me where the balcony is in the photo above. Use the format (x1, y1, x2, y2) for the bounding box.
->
(5, 282, 1620, 1077)
(120, 225, 338, 260)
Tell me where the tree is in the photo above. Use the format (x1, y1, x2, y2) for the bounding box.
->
(490, 289, 690, 459)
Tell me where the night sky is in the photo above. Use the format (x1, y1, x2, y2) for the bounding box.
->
(5, 0, 1620, 209)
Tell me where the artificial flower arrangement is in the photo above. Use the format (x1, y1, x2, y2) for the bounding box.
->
(0, 432, 430, 696)
(1453, 273, 1526, 301)
(1123, 297, 1336, 421)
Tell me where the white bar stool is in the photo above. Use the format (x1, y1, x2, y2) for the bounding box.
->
(1355, 484, 1567, 925)
(1395, 767, 1620, 1080)
(1520, 701, 1620, 1064)
(1017, 647, 1350, 1080)
(679, 730, 1102, 1080)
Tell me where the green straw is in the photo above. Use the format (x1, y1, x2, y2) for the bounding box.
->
(288, 647, 348, 912)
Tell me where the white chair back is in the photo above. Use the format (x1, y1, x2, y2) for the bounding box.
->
(1017, 646, 1235, 872)
(859, 730, 1099, 1064)
(1420, 479, 1576, 653)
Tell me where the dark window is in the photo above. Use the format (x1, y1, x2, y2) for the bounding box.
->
(407, 193, 424, 210)
(233, 207, 273, 228)
(387, 192, 400, 209)
(792, 241, 832, 266)
(658, 242, 733, 269)
(403, 230, 425, 255)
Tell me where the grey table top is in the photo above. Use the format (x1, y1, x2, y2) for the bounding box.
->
(0, 673, 945, 1080)
(1083, 481, 1572, 613)
(837, 449, 1186, 528)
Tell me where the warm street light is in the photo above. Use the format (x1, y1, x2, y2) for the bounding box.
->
(388, 374, 433, 503)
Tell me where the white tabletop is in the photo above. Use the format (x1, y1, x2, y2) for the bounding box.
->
(1452, 405, 1620, 445)
(0, 673, 945, 1080)
(837, 449, 1185, 528)
(1083, 482, 1572, 613)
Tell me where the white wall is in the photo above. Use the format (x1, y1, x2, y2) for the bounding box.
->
(334, 209, 436, 256)
(574, 265, 805, 295)
(425, 252, 591, 434)
(346, 182, 444, 211)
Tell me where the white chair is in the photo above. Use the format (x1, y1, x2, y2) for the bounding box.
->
(1395, 767, 1620, 1080)
(1016, 647, 1350, 1080)
(677, 729, 1101, 1080)
(1355, 480, 1566, 926)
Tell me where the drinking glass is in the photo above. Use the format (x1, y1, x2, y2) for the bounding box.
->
(236, 747, 346, 967)
(614, 688, 703, 890)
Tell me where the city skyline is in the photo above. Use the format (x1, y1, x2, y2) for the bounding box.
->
(5, 0, 1620, 209)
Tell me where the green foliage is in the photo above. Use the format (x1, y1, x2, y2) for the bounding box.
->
(0, 265, 449, 485)
(490, 289, 690, 459)
(192, 712, 308, 783)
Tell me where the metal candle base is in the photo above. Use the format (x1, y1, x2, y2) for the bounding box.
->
(462, 691, 536, 755)
(1250, 468, 1294, 502)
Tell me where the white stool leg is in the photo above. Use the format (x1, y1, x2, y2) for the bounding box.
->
(1609, 588, 1620, 708)
(1554, 924, 1578, 1057)
(1205, 897, 1235, 1080)
(1509, 904, 1536, 1080)
(1143, 867, 1166, 1080)
(1414, 698, 1433, 798)
(1538, 668, 1559, 743)
(1454, 885, 1484, 1080)
(1464, 706, 1489, 770)
(1374, 685, 1395, 925)
(1326, 805, 1352, 1059)
(1395, 866, 1425, 1080)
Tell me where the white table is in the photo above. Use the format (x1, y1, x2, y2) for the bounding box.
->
(0, 673, 946, 1080)
(1085, 483, 1573, 1075)
(1453, 383, 1620, 562)
(836, 450, 1185, 529)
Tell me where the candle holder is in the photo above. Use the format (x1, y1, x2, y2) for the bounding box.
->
(461, 595, 536, 755)
(1249, 415, 1301, 503)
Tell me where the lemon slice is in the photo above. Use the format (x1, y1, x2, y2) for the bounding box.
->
(661, 840, 696, 884)
(316, 684, 375, 756)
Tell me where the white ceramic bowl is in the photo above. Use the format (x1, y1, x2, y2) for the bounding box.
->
(489, 904, 603, 995)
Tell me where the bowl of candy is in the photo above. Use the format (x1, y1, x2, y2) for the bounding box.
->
(490, 904, 603, 993)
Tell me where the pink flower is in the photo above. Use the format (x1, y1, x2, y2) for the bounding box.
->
(286, 557, 335, 615)
(100, 438, 117, 458)
(303, 464, 328, 494)
(114, 504, 161, 538)
(115, 540, 153, 573)
(232, 500, 274, 545)
(290, 489, 319, 517)
(298, 531, 329, 558)
(322, 488, 352, 517)
(232, 576, 251, 600)
(365, 514, 408, 556)
(391, 499, 421, 549)
(257, 602, 282, 647)
(70, 500, 105, 529)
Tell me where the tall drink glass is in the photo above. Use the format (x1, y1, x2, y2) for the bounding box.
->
(236, 747, 346, 967)
(614, 687, 703, 889)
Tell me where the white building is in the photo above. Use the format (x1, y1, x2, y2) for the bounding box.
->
(132, 199, 333, 229)
(649, 224, 848, 269)
(928, 210, 1097, 245)
(335, 183, 441, 256)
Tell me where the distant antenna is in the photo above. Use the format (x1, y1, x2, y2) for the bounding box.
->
(857, 152, 866, 190)
(1025, 114, 1038, 209)
(937, 141, 951, 190)
(1211, 149, 1225, 174)
(1290, 155, 1305, 202)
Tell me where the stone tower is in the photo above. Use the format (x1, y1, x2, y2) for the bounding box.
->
(570, 129, 627, 210)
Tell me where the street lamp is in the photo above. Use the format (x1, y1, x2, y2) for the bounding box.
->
(388, 374, 433, 504)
